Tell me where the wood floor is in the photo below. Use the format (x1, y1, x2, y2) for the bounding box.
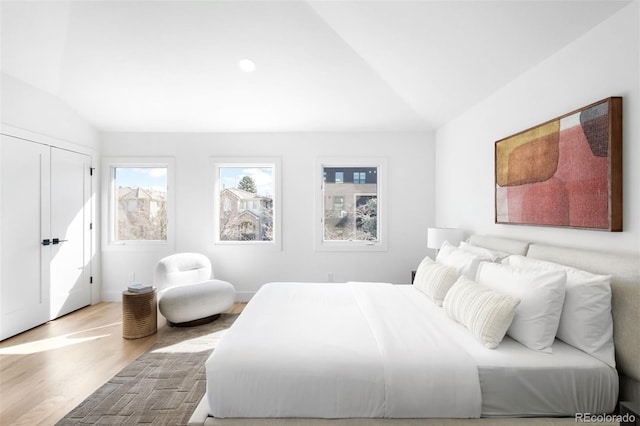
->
(0, 302, 245, 426)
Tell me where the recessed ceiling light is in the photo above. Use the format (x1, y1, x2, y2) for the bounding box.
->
(238, 58, 256, 73)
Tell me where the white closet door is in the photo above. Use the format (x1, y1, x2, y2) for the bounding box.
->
(0, 135, 51, 339)
(50, 148, 91, 319)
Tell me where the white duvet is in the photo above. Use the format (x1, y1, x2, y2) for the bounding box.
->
(205, 282, 482, 419)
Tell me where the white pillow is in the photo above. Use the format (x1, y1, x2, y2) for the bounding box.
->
(503, 255, 614, 367)
(459, 241, 510, 262)
(413, 256, 459, 306)
(475, 262, 566, 353)
(443, 276, 520, 349)
(436, 241, 483, 279)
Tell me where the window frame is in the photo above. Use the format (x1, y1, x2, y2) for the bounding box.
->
(315, 157, 388, 252)
(102, 157, 175, 251)
(211, 157, 281, 249)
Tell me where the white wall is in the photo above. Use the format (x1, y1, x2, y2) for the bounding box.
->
(435, 1, 640, 256)
(100, 132, 435, 301)
(1, 73, 100, 150)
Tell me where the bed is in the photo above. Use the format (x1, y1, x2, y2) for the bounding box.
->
(190, 236, 640, 426)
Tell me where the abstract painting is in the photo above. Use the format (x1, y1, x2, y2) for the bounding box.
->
(495, 97, 622, 231)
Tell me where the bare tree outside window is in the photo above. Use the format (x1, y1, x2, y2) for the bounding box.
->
(355, 196, 377, 240)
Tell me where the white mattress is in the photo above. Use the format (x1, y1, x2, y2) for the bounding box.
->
(205, 282, 618, 419)
(474, 337, 618, 417)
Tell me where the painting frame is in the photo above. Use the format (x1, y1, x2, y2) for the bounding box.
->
(495, 97, 622, 231)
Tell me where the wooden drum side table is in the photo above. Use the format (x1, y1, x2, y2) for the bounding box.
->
(122, 288, 158, 339)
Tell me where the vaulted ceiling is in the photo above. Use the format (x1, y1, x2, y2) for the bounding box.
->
(0, 0, 631, 132)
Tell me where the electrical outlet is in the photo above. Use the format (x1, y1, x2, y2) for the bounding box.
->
(327, 273, 334, 283)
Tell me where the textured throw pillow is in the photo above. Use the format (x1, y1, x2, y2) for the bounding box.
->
(443, 276, 520, 349)
(459, 241, 510, 262)
(436, 241, 483, 279)
(476, 262, 566, 353)
(413, 256, 459, 306)
(503, 255, 614, 367)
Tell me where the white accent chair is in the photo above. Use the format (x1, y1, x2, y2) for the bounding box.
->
(154, 253, 236, 326)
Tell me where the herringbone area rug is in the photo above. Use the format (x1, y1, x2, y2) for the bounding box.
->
(57, 314, 238, 425)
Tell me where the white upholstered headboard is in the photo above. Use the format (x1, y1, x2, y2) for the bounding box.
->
(468, 235, 640, 404)
(467, 235, 529, 256)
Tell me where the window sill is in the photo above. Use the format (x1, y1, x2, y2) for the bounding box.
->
(102, 241, 173, 252)
(315, 240, 387, 252)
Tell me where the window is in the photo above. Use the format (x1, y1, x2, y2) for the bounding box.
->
(316, 158, 387, 251)
(213, 158, 281, 247)
(103, 157, 175, 249)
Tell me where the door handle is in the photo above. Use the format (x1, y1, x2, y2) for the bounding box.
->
(52, 238, 68, 245)
(42, 239, 51, 246)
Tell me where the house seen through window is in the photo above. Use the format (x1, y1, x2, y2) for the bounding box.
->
(217, 166, 274, 242)
(322, 167, 378, 242)
(113, 167, 168, 241)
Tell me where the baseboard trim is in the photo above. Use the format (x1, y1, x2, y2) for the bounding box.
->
(102, 290, 256, 303)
